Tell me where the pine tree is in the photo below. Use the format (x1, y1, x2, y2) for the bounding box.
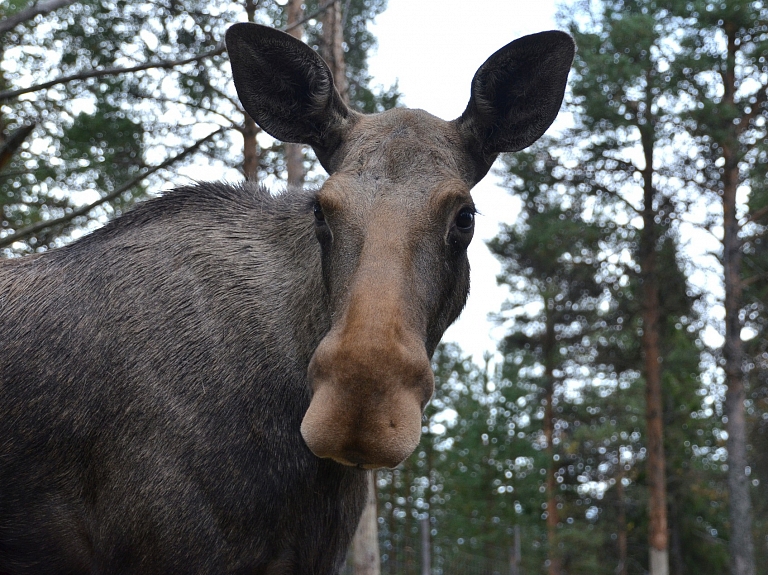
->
(0, 0, 398, 254)
(489, 148, 609, 574)
(662, 4, 768, 572)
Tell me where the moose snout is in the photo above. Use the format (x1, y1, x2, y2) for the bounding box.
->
(301, 329, 434, 469)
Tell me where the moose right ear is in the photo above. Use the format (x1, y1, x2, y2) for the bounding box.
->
(453, 30, 575, 183)
(225, 23, 356, 173)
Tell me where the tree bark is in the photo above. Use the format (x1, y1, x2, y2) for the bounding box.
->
(284, 0, 305, 186)
(353, 471, 381, 575)
(319, 0, 348, 103)
(720, 20, 756, 575)
(510, 525, 522, 575)
(638, 75, 669, 575)
(544, 302, 561, 575)
(641, 197, 668, 575)
(241, 0, 260, 180)
(420, 515, 430, 575)
(616, 471, 628, 575)
(242, 115, 259, 180)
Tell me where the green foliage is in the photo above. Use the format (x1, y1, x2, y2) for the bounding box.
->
(374, 2, 763, 570)
(0, 0, 399, 254)
(1, 0, 239, 253)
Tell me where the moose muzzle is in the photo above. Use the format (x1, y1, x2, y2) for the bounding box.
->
(301, 302, 434, 469)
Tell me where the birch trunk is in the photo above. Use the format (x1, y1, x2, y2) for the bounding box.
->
(353, 471, 381, 575)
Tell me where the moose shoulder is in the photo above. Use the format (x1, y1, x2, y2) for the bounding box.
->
(0, 24, 574, 575)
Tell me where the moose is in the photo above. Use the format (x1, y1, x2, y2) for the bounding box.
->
(0, 23, 574, 574)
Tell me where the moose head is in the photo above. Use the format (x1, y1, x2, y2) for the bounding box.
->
(225, 24, 575, 469)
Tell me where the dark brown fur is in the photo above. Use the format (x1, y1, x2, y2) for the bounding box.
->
(0, 24, 574, 574)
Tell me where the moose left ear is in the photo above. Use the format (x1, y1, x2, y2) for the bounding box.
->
(225, 23, 357, 173)
(453, 31, 575, 183)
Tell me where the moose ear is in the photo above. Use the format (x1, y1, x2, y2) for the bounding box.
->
(453, 31, 575, 182)
(225, 23, 356, 172)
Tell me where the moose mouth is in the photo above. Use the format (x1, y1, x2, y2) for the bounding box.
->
(301, 323, 434, 470)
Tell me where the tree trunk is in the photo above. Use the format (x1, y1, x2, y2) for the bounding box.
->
(720, 20, 756, 575)
(616, 472, 628, 575)
(544, 302, 561, 575)
(284, 0, 304, 186)
(420, 515, 430, 575)
(241, 0, 260, 179)
(668, 498, 685, 575)
(638, 86, 668, 575)
(510, 525, 522, 575)
(319, 0, 348, 103)
(242, 115, 259, 180)
(353, 471, 381, 575)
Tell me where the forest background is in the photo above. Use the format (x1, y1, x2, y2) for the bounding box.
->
(1, 1, 766, 575)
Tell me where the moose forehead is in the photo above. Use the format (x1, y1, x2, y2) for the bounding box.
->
(333, 108, 476, 188)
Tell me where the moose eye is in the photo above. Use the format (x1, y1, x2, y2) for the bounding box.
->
(456, 208, 475, 231)
(313, 202, 325, 223)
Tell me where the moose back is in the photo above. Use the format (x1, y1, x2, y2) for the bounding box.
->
(0, 23, 574, 575)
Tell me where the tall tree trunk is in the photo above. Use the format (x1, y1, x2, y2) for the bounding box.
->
(353, 471, 381, 575)
(404, 461, 415, 573)
(284, 0, 304, 186)
(544, 302, 561, 575)
(242, 115, 259, 180)
(386, 474, 396, 575)
(420, 515, 431, 575)
(510, 525, 522, 575)
(638, 82, 669, 575)
(241, 0, 260, 179)
(319, 0, 348, 103)
(668, 498, 685, 575)
(720, 20, 756, 575)
(616, 470, 628, 575)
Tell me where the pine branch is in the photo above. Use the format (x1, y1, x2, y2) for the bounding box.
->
(571, 177, 643, 216)
(0, 127, 224, 249)
(0, 123, 35, 170)
(0, 0, 337, 103)
(742, 270, 768, 288)
(0, 46, 227, 102)
(286, 0, 337, 33)
(742, 203, 768, 226)
(0, 0, 76, 35)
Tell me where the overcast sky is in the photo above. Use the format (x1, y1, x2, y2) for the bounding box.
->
(366, 0, 562, 362)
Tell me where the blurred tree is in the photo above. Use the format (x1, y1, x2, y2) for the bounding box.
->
(562, 3, 691, 571)
(0, 0, 398, 254)
(662, 3, 768, 572)
(489, 155, 608, 574)
(0, 0, 240, 252)
(284, 0, 305, 186)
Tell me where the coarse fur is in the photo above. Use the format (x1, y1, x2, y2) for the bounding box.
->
(0, 24, 574, 574)
(1, 183, 366, 573)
